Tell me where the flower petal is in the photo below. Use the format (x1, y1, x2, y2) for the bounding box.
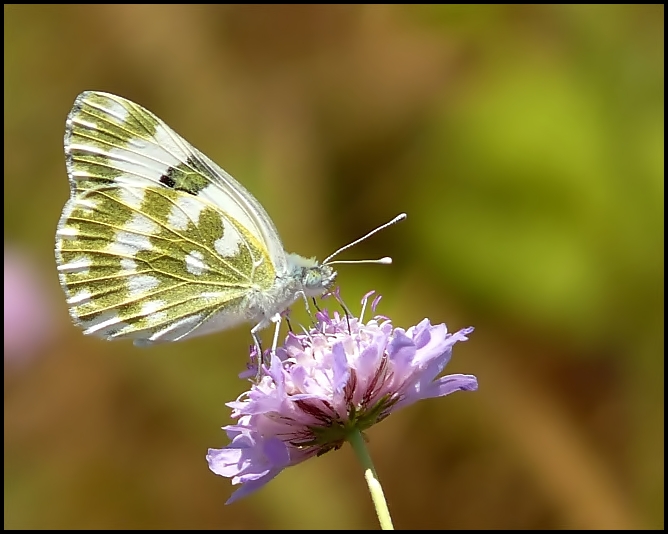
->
(225, 469, 282, 504)
(413, 373, 479, 402)
(387, 329, 416, 369)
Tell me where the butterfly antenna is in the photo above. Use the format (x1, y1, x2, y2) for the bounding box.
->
(323, 213, 407, 265)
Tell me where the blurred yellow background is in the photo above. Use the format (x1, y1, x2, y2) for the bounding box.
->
(4, 4, 663, 529)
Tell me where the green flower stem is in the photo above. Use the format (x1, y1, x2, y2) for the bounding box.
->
(347, 429, 394, 530)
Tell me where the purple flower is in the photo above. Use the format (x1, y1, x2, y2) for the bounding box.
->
(207, 291, 478, 504)
(4, 247, 55, 365)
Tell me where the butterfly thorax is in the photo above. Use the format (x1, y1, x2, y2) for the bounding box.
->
(244, 253, 336, 328)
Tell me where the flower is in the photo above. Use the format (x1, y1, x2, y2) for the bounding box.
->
(207, 291, 478, 504)
(4, 247, 55, 365)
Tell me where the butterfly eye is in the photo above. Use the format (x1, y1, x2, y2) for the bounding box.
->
(304, 265, 336, 291)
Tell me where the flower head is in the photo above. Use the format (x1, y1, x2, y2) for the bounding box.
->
(207, 291, 478, 504)
(4, 247, 55, 365)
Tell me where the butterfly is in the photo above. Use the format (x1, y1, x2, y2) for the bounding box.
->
(55, 91, 404, 352)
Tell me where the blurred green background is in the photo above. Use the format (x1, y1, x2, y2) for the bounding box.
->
(4, 4, 663, 529)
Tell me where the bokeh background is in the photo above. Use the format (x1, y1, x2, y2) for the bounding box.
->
(4, 4, 663, 529)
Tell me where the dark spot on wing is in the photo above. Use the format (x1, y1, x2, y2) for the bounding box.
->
(160, 167, 177, 188)
(159, 159, 209, 194)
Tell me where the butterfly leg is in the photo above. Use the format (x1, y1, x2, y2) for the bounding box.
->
(270, 314, 282, 354)
(250, 324, 264, 381)
(296, 290, 318, 327)
(250, 314, 283, 381)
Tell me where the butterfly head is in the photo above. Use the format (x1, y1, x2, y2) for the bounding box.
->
(284, 213, 408, 302)
(286, 253, 337, 298)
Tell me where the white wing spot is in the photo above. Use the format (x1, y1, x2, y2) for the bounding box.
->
(214, 222, 243, 258)
(140, 300, 167, 324)
(74, 198, 98, 213)
(118, 187, 146, 211)
(120, 258, 138, 273)
(67, 143, 107, 156)
(67, 289, 92, 306)
(57, 227, 78, 238)
(185, 250, 209, 275)
(167, 196, 206, 231)
(128, 275, 160, 297)
(57, 256, 92, 274)
(70, 170, 95, 179)
(108, 230, 153, 256)
(125, 212, 159, 236)
(83, 311, 127, 336)
(70, 117, 98, 130)
(144, 313, 204, 344)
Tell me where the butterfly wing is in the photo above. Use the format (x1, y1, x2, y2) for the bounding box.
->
(56, 91, 283, 344)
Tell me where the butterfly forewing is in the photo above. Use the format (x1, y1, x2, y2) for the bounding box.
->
(56, 92, 278, 344)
